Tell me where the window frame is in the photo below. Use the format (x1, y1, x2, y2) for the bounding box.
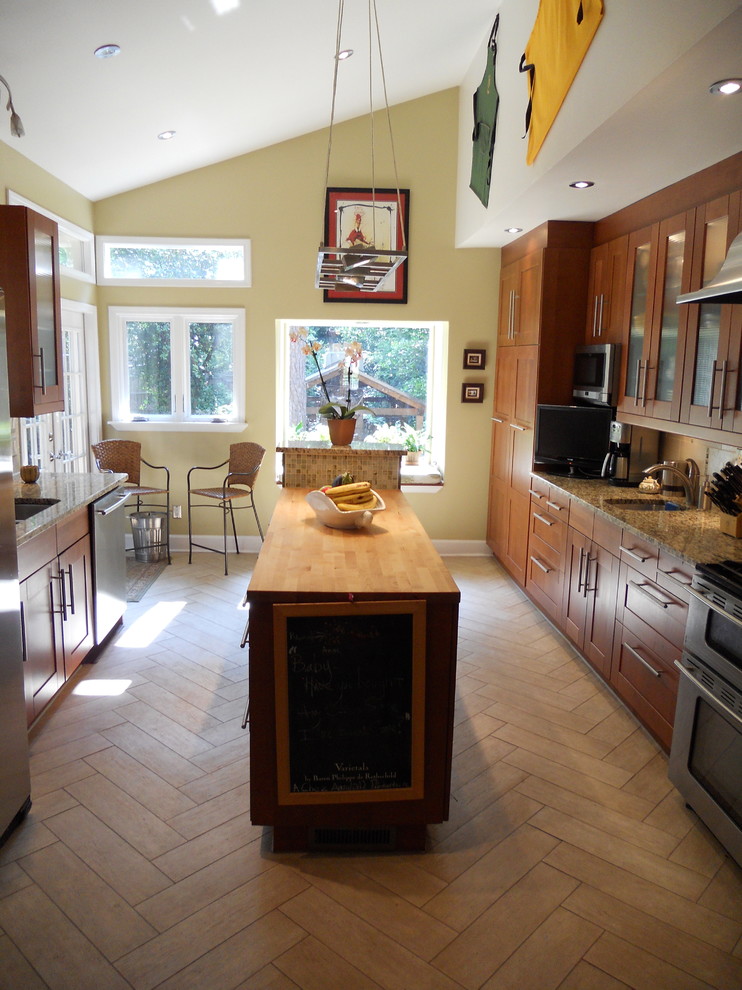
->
(96, 235, 252, 287)
(275, 318, 448, 479)
(108, 306, 246, 432)
(7, 190, 96, 283)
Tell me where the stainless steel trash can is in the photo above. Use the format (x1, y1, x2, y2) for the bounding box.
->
(130, 511, 167, 563)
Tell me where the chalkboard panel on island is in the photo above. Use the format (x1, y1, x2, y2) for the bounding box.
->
(274, 601, 426, 805)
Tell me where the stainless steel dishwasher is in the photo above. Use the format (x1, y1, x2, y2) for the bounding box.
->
(90, 488, 131, 645)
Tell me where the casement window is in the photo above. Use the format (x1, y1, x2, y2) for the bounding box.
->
(96, 236, 251, 287)
(108, 307, 245, 431)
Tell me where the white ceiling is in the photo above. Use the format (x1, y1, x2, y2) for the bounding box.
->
(1, 0, 741, 247)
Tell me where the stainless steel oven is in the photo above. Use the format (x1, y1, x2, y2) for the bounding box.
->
(669, 561, 742, 867)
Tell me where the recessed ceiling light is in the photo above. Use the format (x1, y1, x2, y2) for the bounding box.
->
(570, 180, 594, 189)
(157, 130, 176, 141)
(505, 227, 522, 234)
(337, 49, 354, 60)
(709, 78, 741, 95)
(94, 44, 121, 59)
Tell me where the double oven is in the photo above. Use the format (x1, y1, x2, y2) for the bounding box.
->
(669, 560, 742, 867)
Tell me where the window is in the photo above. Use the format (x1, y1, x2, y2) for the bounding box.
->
(8, 191, 95, 282)
(276, 319, 447, 477)
(109, 307, 245, 430)
(96, 236, 251, 287)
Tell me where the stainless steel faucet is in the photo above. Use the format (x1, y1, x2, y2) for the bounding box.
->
(642, 463, 698, 507)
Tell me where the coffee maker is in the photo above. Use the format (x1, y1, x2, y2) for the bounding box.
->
(601, 421, 659, 486)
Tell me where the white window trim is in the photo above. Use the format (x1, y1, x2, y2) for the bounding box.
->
(275, 318, 447, 483)
(7, 190, 96, 283)
(108, 306, 246, 431)
(96, 235, 252, 287)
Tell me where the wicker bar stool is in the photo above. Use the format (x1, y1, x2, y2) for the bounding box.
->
(91, 439, 171, 563)
(187, 442, 265, 574)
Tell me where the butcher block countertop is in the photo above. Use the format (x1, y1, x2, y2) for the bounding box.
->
(246, 488, 460, 601)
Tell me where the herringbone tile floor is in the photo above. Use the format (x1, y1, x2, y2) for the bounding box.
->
(1, 551, 741, 989)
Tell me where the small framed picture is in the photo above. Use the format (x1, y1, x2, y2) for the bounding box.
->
(462, 383, 484, 403)
(463, 348, 486, 370)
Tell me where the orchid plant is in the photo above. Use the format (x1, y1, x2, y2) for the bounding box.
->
(290, 329, 372, 420)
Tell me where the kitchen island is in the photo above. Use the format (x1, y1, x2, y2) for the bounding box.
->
(244, 488, 460, 851)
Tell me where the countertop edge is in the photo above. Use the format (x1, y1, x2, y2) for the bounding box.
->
(15, 472, 128, 547)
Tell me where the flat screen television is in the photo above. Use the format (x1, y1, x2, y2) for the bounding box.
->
(534, 404, 612, 476)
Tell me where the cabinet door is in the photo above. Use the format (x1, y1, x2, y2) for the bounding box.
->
(610, 622, 679, 750)
(680, 193, 741, 430)
(561, 528, 591, 649)
(1, 206, 64, 418)
(644, 211, 693, 421)
(617, 226, 656, 417)
(20, 562, 63, 725)
(501, 489, 531, 586)
(58, 533, 94, 678)
(516, 253, 542, 346)
(497, 262, 520, 346)
(585, 236, 628, 343)
(583, 543, 619, 678)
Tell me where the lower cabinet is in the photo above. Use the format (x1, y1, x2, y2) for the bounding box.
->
(563, 525, 620, 680)
(18, 509, 94, 726)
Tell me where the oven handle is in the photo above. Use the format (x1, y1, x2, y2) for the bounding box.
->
(686, 583, 742, 633)
(675, 659, 742, 728)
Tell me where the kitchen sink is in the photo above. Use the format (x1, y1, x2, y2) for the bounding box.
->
(603, 498, 687, 512)
(14, 497, 60, 521)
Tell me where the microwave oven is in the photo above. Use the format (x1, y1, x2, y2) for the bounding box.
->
(572, 343, 619, 406)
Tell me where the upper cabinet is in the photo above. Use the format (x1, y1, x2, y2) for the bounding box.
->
(617, 212, 694, 423)
(0, 206, 64, 418)
(585, 235, 628, 344)
(497, 252, 542, 347)
(679, 192, 742, 433)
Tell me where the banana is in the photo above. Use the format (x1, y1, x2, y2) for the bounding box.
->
(336, 494, 377, 511)
(325, 480, 371, 500)
(333, 490, 374, 505)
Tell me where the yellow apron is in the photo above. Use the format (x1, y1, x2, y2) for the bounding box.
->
(520, 0, 604, 165)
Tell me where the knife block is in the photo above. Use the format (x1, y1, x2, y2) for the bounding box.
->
(719, 512, 742, 538)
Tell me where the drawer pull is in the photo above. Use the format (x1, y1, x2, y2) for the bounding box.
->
(509, 422, 527, 432)
(530, 555, 551, 574)
(620, 545, 650, 564)
(624, 642, 662, 677)
(528, 489, 544, 499)
(491, 416, 505, 423)
(628, 579, 673, 609)
(546, 500, 564, 512)
(658, 567, 691, 588)
(533, 512, 554, 527)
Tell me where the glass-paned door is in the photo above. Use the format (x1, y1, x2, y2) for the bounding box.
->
(21, 306, 94, 473)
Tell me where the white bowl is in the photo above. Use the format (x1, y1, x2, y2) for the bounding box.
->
(305, 489, 386, 529)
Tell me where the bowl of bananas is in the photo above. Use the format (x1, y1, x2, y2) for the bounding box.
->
(305, 480, 385, 530)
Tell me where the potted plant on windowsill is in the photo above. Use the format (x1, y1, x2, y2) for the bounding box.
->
(402, 426, 431, 466)
(290, 330, 371, 445)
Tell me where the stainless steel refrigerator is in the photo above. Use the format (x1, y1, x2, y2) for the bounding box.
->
(0, 287, 32, 845)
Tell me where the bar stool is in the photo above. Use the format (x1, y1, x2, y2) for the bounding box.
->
(187, 442, 265, 575)
(91, 439, 171, 563)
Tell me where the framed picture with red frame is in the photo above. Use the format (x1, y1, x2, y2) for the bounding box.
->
(322, 187, 409, 303)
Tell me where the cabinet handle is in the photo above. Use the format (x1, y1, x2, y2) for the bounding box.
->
(529, 489, 544, 499)
(491, 415, 505, 424)
(65, 565, 76, 616)
(546, 500, 564, 512)
(718, 360, 729, 426)
(658, 567, 691, 588)
(576, 546, 586, 593)
(628, 579, 673, 609)
(509, 422, 527, 432)
(534, 512, 554, 527)
(510, 290, 518, 339)
(584, 553, 595, 598)
(634, 361, 642, 407)
(624, 641, 662, 677)
(620, 545, 650, 563)
(530, 555, 551, 574)
(33, 349, 47, 395)
(640, 361, 650, 407)
(20, 601, 27, 663)
(598, 294, 605, 336)
(707, 361, 719, 419)
(52, 571, 67, 620)
(592, 295, 600, 337)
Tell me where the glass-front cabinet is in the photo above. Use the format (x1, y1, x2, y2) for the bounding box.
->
(680, 193, 742, 432)
(617, 213, 693, 422)
(0, 206, 64, 418)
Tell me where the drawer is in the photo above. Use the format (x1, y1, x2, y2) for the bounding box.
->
(57, 506, 89, 553)
(543, 486, 570, 517)
(17, 526, 57, 582)
(618, 529, 660, 578)
(527, 534, 564, 620)
(620, 563, 688, 649)
(611, 622, 679, 750)
(656, 549, 694, 605)
(528, 475, 551, 502)
(530, 503, 568, 556)
(593, 513, 621, 555)
(569, 499, 594, 538)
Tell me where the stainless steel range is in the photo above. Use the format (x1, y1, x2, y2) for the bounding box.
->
(669, 560, 742, 867)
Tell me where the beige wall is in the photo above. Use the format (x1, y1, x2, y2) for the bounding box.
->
(92, 88, 500, 542)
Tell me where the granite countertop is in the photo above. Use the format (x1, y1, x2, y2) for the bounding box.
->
(538, 473, 742, 567)
(14, 472, 127, 547)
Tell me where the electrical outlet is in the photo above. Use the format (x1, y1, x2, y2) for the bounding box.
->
(172, 505, 182, 519)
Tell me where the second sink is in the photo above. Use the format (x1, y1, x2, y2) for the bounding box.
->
(604, 498, 687, 512)
(15, 498, 60, 521)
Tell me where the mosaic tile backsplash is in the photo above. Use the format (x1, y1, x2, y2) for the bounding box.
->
(278, 446, 403, 489)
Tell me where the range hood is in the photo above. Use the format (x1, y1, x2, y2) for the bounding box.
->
(677, 231, 742, 304)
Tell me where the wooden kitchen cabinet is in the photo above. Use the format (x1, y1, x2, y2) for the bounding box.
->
(497, 253, 542, 347)
(585, 235, 628, 344)
(18, 508, 94, 725)
(0, 206, 64, 418)
(617, 212, 694, 423)
(525, 477, 569, 621)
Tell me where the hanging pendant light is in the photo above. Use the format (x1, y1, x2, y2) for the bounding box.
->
(315, 0, 407, 293)
(0, 73, 25, 137)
